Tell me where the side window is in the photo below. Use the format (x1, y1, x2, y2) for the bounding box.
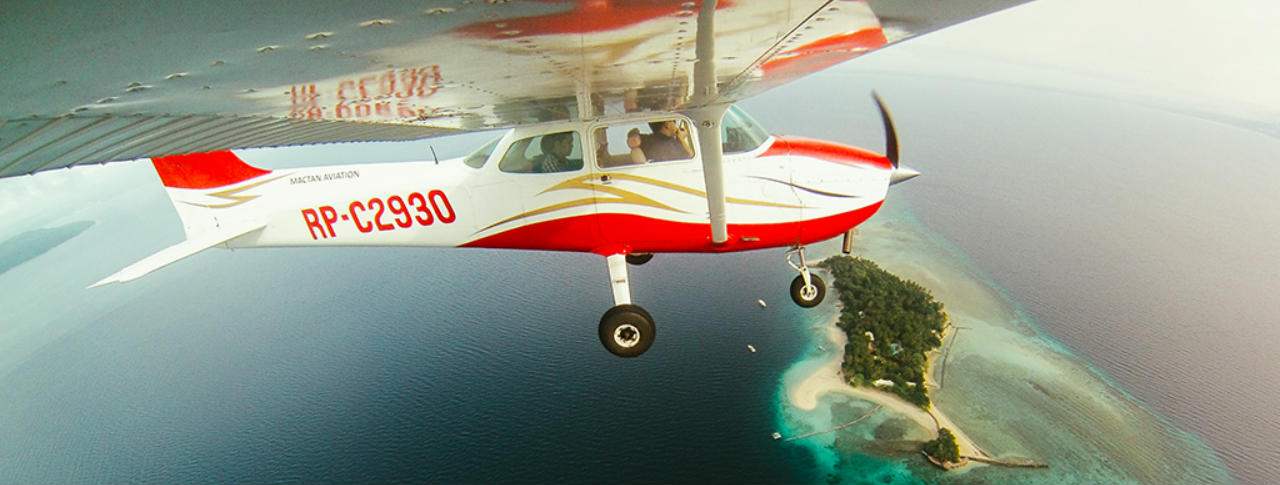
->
(463, 135, 501, 168)
(595, 119, 695, 169)
(498, 131, 584, 174)
(721, 105, 770, 154)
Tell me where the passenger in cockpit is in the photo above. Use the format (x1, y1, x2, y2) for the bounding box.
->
(629, 120, 693, 163)
(626, 128, 646, 164)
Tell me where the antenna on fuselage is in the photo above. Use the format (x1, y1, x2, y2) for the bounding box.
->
(430, 145, 439, 165)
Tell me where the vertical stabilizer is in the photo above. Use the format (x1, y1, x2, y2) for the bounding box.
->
(151, 151, 274, 238)
(153, 151, 271, 189)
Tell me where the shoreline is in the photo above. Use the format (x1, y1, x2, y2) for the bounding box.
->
(785, 303, 984, 459)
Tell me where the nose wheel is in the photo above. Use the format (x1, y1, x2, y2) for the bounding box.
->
(790, 273, 826, 308)
(787, 246, 826, 308)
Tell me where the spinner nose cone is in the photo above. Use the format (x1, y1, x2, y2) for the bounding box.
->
(890, 164, 920, 185)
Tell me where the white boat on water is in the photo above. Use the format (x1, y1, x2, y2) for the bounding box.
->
(747, 344, 757, 353)
(757, 299, 767, 307)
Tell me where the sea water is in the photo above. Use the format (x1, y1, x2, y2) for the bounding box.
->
(0, 205, 824, 483)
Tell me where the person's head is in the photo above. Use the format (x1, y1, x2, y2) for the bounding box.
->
(648, 120, 677, 136)
(653, 120, 678, 137)
(540, 132, 574, 157)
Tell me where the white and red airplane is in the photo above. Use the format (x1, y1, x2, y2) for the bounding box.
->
(0, 0, 1027, 357)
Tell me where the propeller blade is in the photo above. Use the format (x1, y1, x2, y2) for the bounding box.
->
(871, 91, 899, 169)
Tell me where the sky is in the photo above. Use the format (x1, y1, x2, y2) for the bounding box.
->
(872, 0, 1280, 135)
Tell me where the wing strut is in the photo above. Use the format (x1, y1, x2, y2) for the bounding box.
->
(692, 0, 730, 245)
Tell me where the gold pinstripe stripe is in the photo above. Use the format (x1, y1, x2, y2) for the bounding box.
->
(180, 173, 290, 209)
(477, 172, 803, 233)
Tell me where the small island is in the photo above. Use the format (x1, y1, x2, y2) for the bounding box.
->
(783, 256, 1051, 472)
(922, 428, 967, 469)
(818, 256, 947, 409)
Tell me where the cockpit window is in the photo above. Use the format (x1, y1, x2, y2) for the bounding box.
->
(463, 135, 501, 168)
(721, 105, 770, 154)
(498, 131, 584, 174)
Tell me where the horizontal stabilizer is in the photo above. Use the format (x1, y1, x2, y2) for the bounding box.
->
(89, 222, 265, 288)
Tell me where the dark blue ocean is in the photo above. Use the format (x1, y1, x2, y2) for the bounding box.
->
(0, 221, 841, 483)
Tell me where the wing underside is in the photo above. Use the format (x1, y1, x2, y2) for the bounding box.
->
(0, 0, 1028, 179)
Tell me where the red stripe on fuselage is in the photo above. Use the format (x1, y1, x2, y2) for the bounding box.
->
(762, 136, 892, 170)
(461, 201, 882, 254)
(152, 151, 272, 189)
(455, 1, 735, 38)
(760, 28, 887, 78)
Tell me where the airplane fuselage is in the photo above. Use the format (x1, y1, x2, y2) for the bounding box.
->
(161, 111, 894, 257)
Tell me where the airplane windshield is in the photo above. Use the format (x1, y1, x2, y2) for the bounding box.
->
(722, 105, 770, 153)
(463, 136, 502, 168)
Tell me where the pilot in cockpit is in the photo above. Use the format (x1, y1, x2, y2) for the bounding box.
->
(529, 132, 581, 173)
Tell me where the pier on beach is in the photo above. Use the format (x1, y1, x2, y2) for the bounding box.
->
(778, 405, 881, 442)
(963, 454, 1049, 468)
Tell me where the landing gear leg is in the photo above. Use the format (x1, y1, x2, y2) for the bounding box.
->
(599, 254, 656, 357)
(786, 245, 825, 308)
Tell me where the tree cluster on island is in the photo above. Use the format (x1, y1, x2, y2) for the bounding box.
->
(923, 428, 962, 464)
(818, 256, 947, 408)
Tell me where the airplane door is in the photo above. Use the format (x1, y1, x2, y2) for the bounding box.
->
(590, 121, 706, 250)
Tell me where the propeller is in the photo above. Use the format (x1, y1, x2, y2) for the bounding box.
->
(871, 91, 920, 185)
(871, 91, 899, 169)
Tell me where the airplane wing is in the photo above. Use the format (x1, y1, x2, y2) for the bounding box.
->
(0, 0, 1028, 179)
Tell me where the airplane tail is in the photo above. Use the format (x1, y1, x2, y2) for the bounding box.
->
(91, 151, 271, 287)
(151, 151, 273, 238)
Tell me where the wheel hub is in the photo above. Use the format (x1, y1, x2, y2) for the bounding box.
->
(613, 323, 641, 348)
(801, 284, 818, 300)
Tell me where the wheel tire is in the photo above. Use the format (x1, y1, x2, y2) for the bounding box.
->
(790, 273, 826, 308)
(599, 304, 656, 358)
(626, 253, 653, 265)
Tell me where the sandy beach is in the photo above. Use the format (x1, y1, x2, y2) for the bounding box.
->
(785, 311, 983, 458)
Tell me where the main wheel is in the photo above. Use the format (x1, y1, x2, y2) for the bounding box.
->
(790, 273, 826, 308)
(599, 304, 656, 358)
(626, 253, 653, 265)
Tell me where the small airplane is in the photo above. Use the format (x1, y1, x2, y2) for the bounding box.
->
(0, 0, 1028, 357)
